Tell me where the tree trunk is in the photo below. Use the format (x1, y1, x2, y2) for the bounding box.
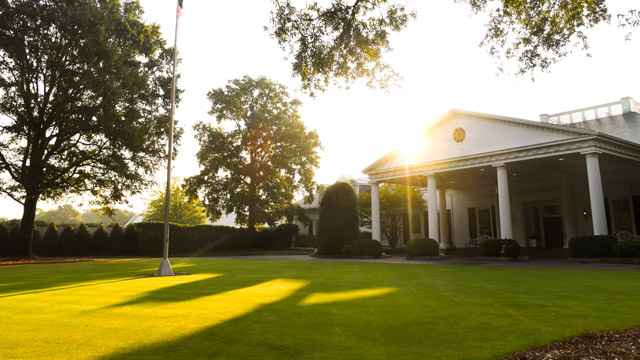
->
(18, 194, 38, 258)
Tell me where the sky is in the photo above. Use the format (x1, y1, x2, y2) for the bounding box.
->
(1, 0, 640, 219)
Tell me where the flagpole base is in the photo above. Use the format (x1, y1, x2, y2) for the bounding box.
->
(156, 258, 174, 276)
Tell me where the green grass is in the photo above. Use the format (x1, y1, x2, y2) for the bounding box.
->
(1, 258, 639, 360)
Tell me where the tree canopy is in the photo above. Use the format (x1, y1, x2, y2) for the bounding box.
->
(35, 204, 82, 225)
(0, 0, 179, 256)
(186, 76, 322, 230)
(143, 181, 207, 225)
(358, 184, 425, 249)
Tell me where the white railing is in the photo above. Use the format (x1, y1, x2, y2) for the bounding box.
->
(540, 97, 639, 125)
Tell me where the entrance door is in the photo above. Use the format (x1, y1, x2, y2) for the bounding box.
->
(543, 217, 564, 248)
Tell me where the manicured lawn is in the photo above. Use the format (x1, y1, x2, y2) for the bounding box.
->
(1, 258, 639, 359)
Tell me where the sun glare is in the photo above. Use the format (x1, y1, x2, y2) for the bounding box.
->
(393, 131, 422, 163)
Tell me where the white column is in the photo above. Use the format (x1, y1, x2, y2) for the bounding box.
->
(494, 164, 513, 239)
(561, 175, 577, 247)
(584, 152, 608, 235)
(427, 174, 439, 241)
(438, 189, 449, 248)
(371, 182, 381, 242)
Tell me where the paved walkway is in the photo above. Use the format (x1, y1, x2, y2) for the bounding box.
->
(210, 254, 640, 270)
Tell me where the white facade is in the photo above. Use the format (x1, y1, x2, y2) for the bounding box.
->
(364, 97, 640, 249)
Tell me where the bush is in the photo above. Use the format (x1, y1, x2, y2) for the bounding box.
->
(277, 223, 299, 249)
(569, 235, 617, 258)
(74, 223, 92, 256)
(317, 182, 359, 255)
(359, 231, 372, 240)
(613, 238, 640, 258)
(7, 226, 19, 256)
(31, 226, 42, 255)
(344, 239, 383, 257)
(59, 225, 75, 256)
(108, 223, 124, 255)
(295, 234, 317, 248)
(123, 224, 140, 255)
(406, 238, 439, 257)
(0, 223, 9, 257)
(500, 239, 521, 258)
(92, 225, 109, 255)
(480, 238, 500, 256)
(41, 222, 59, 256)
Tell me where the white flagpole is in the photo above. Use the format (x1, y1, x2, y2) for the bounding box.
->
(157, 0, 182, 276)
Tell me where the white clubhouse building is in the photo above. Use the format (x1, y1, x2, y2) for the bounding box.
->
(363, 97, 640, 250)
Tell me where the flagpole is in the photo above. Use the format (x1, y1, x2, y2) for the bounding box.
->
(157, 0, 182, 276)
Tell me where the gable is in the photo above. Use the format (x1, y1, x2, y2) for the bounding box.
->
(364, 111, 594, 174)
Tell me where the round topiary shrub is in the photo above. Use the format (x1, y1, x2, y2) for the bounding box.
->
(92, 224, 109, 255)
(317, 182, 359, 255)
(344, 239, 383, 258)
(59, 225, 75, 256)
(480, 238, 500, 257)
(41, 222, 59, 256)
(108, 223, 124, 255)
(406, 238, 439, 257)
(74, 223, 92, 256)
(359, 231, 372, 240)
(500, 239, 521, 258)
(614, 238, 640, 258)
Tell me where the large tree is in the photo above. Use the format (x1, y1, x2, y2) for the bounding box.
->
(0, 0, 178, 257)
(143, 181, 207, 225)
(270, 0, 617, 85)
(35, 204, 82, 225)
(358, 184, 425, 249)
(186, 76, 322, 230)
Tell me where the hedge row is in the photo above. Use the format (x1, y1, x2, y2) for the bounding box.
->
(479, 238, 521, 258)
(0, 222, 301, 257)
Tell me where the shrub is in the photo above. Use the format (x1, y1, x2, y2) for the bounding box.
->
(59, 225, 75, 256)
(74, 223, 92, 256)
(479, 238, 500, 256)
(277, 223, 299, 249)
(41, 222, 59, 256)
(569, 235, 617, 258)
(359, 231, 372, 240)
(406, 238, 439, 257)
(317, 182, 359, 255)
(614, 238, 640, 258)
(7, 226, 19, 256)
(31, 226, 42, 255)
(0, 223, 9, 257)
(296, 234, 317, 248)
(123, 224, 140, 255)
(500, 239, 521, 258)
(344, 239, 383, 257)
(92, 225, 109, 255)
(108, 223, 124, 255)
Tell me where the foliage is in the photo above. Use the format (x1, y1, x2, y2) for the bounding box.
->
(269, 0, 415, 96)
(344, 238, 383, 257)
(74, 224, 92, 256)
(458, 0, 610, 76)
(0, 223, 8, 257)
(282, 204, 311, 227)
(406, 237, 439, 257)
(613, 238, 640, 258)
(479, 238, 500, 256)
(500, 239, 521, 258)
(568, 235, 617, 258)
(317, 182, 359, 255)
(41, 222, 59, 256)
(31, 226, 42, 255)
(357, 184, 425, 249)
(186, 76, 321, 230)
(123, 225, 140, 255)
(143, 181, 207, 225)
(295, 234, 317, 248)
(92, 225, 109, 256)
(359, 231, 372, 239)
(108, 223, 124, 255)
(58, 225, 75, 256)
(81, 209, 136, 226)
(35, 205, 82, 225)
(0, 0, 180, 257)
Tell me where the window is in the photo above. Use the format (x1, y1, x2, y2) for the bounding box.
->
(478, 209, 492, 236)
(613, 199, 633, 233)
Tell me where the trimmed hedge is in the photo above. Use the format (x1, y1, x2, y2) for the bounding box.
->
(41, 222, 59, 256)
(108, 223, 124, 255)
(568, 235, 617, 258)
(614, 238, 640, 258)
(92, 225, 109, 255)
(296, 234, 317, 248)
(123, 224, 140, 255)
(406, 238, 439, 257)
(479, 238, 520, 258)
(74, 223, 92, 256)
(317, 182, 359, 255)
(344, 239, 382, 257)
(0, 223, 9, 257)
(59, 225, 75, 256)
